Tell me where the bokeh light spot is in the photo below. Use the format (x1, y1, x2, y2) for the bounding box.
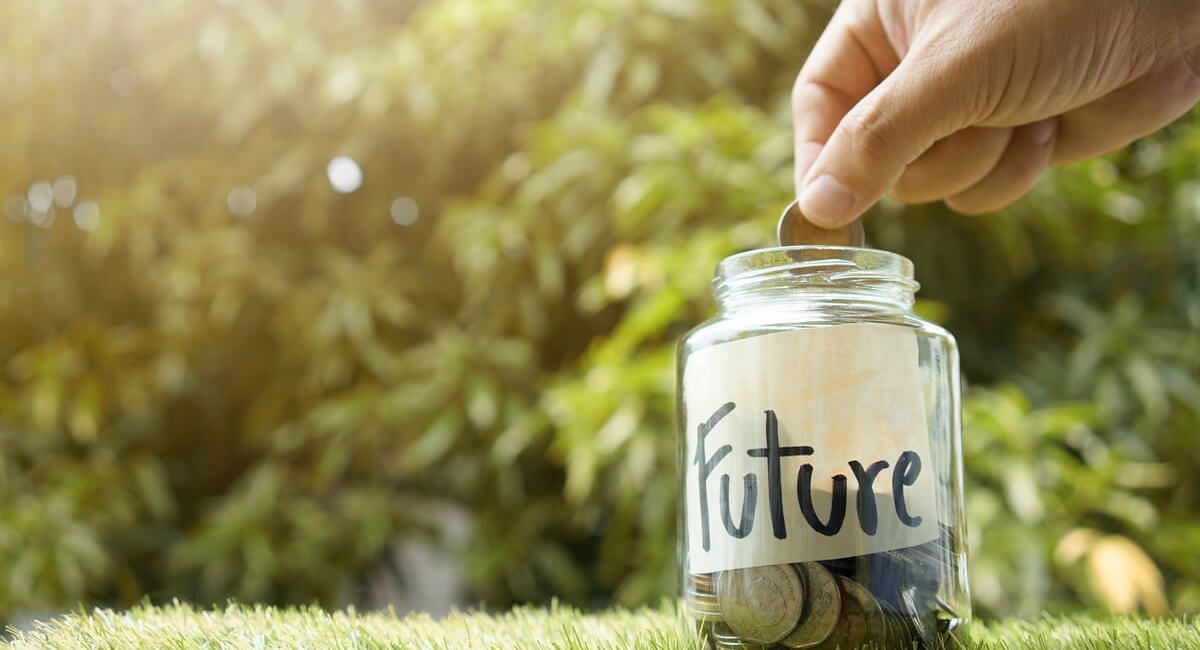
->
(226, 186, 258, 217)
(73, 201, 100, 232)
(390, 197, 419, 226)
(326, 67, 363, 104)
(110, 67, 138, 98)
(327, 156, 363, 194)
(28, 181, 53, 214)
(197, 22, 230, 61)
(53, 176, 77, 207)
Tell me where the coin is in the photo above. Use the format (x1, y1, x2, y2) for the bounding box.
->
(688, 572, 723, 620)
(687, 604, 722, 617)
(780, 563, 841, 648)
(687, 588, 720, 603)
(840, 576, 888, 648)
(811, 576, 868, 650)
(882, 609, 911, 647)
(686, 604, 722, 620)
(776, 200, 865, 247)
(709, 623, 757, 649)
(687, 591, 723, 621)
(691, 573, 716, 592)
(715, 565, 806, 644)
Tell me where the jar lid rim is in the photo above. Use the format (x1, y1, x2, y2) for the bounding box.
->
(717, 246, 915, 283)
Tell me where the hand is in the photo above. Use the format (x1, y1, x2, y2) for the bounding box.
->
(792, 0, 1200, 225)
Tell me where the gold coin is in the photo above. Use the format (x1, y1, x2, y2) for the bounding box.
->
(780, 563, 841, 648)
(839, 577, 887, 647)
(690, 573, 715, 592)
(776, 200, 865, 247)
(881, 610, 909, 647)
(687, 571, 720, 620)
(811, 576, 868, 650)
(715, 565, 805, 644)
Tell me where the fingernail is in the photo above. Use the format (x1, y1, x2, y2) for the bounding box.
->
(800, 174, 855, 226)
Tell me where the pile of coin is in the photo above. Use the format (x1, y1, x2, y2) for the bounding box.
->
(686, 528, 963, 649)
(685, 572, 722, 622)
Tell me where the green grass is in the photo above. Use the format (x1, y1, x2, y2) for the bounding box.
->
(5, 602, 1198, 649)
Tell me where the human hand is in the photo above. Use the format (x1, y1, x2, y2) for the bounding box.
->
(792, 0, 1200, 225)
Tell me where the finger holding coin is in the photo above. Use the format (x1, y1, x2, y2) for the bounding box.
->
(777, 200, 865, 247)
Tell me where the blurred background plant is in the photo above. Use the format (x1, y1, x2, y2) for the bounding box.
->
(0, 0, 1197, 624)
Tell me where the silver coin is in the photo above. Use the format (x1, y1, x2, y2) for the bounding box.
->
(687, 589, 724, 621)
(687, 606, 723, 620)
(776, 200, 865, 247)
(715, 565, 805, 644)
(708, 623, 757, 649)
(713, 639, 752, 650)
(780, 563, 841, 648)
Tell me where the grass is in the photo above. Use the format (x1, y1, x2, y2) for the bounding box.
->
(5, 601, 1198, 649)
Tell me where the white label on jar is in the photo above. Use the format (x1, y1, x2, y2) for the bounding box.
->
(684, 322, 937, 573)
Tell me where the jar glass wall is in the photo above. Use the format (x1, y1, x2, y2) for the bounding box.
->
(676, 247, 969, 648)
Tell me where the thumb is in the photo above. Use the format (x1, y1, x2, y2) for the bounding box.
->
(799, 49, 979, 227)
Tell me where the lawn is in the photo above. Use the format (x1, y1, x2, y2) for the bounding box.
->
(5, 602, 1198, 649)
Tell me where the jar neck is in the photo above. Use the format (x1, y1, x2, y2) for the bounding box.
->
(713, 247, 918, 318)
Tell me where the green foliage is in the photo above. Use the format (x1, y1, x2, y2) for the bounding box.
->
(0, 0, 1198, 622)
(9, 602, 1200, 650)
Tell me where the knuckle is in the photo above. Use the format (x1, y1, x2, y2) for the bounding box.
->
(791, 78, 847, 117)
(790, 78, 818, 113)
(844, 101, 900, 163)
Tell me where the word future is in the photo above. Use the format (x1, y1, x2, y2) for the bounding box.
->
(693, 402, 924, 552)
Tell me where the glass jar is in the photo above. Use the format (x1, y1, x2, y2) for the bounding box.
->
(677, 247, 969, 649)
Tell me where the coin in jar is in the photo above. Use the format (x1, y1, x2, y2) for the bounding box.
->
(881, 609, 911, 647)
(840, 576, 888, 647)
(780, 563, 841, 648)
(708, 622, 758, 649)
(686, 603, 723, 621)
(715, 565, 805, 644)
(811, 576, 869, 650)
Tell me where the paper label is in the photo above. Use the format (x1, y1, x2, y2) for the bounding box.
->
(684, 322, 937, 573)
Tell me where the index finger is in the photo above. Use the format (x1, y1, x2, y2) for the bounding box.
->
(792, 3, 898, 199)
